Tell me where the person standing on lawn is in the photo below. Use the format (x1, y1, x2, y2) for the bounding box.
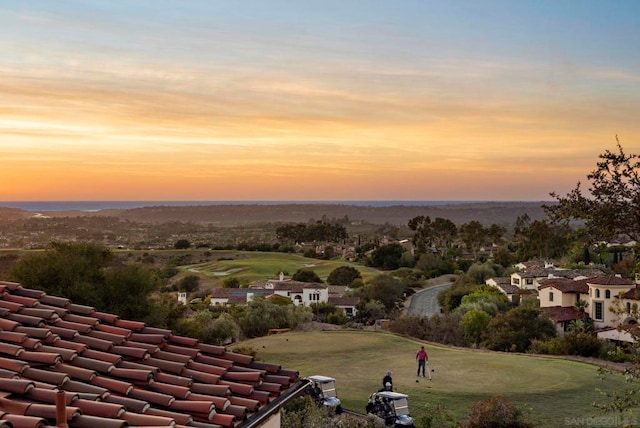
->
(416, 345, 431, 380)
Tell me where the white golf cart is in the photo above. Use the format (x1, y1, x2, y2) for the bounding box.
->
(305, 375, 343, 414)
(366, 390, 415, 427)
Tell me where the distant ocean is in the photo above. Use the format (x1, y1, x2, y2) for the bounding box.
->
(0, 200, 492, 212)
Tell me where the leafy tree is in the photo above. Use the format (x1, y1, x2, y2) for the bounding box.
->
(513, 214, 572, 260)
(461, 285, 509, 312)
(310, 302, 337, 322)
(9, 241, 112, 305)
(144, 292, 186, 330)
(360, 274, 405, 311)
(415, 253, 455, 277)
(174, 239, 191, 249)
(484, 304, 556, 352)
(223, 277, 241, 288)
(438, 274, 478, 313)
(100, 264, 160, 321)
(408, 216, 458, 256)
(460, 309, 491, 347)
(236, 298, 311, 338)
(327, 266, 362, 286)
(368, 243, 405, 270)
(546, 140, 640, 242)
(178, 274, 200, 292)
(276, 222, 347, 244)
(458, 221, 486, 259)
(466, 262, 498, 283)
(204, 313, 241, 345)
(292, 269, 322, 283)
(356, 300, 386, 322)
(493, 247, 515, 269)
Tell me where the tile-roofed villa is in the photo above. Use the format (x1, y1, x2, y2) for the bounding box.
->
(0, 281, 310, 428)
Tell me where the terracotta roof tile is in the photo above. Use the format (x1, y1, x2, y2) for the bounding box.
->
(22, 388, 77, 405)
(4, 295, 38, 308)
(0, 282, 305, 428)
(92, 312, 119, 324)
(0, 301, 25, 312)
(51, 363, 95, 382)
(93, 324, 130, 337)
(194, 355, 232, 370)
(90, 375, 133, 395)
(102, 394, 149, 413)
(19, 340, 41, 352)
(12, 289, 44, 300)
(0, 319, 20, 331)
(65, 304, 95, 316)
(1, 413, 47, 428)
(153, 351, 193, 365)
(38, 295, 70, 307)
(0, 379, 34, 395)
(153, 372, 193, 388)
(110, 345, 149, 360)
(542, 306, 590, 322)
(81, 349, 121, 365)
(45, 326, 78, 340)
(145, 407, 194, 425)
(7, 315, 45, 328)
(69, 414, 125, 428)
(587, 275, 635, 286)
(122, 340, 160, 353)
(38, 346, 77, 362)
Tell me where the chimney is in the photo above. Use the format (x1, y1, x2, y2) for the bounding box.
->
(56, 390, 68, 428)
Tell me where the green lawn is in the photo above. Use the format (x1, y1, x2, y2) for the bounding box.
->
(182, 251, 381, 284)
(237, 330, 633, 426)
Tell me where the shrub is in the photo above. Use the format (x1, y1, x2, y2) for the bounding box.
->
(459, 395, 534, 428)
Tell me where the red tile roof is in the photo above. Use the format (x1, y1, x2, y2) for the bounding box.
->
(586, 275, 635, 286)
(537, 277, 589, 293)
(541, 306, 590, 323)
(0, 281, 304, 428)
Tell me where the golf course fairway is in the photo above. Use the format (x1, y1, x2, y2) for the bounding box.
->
(238, 330, 635, 426)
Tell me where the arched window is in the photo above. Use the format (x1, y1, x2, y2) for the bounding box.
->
(596, 289, 600, 298)
(605, 290, 611, 299)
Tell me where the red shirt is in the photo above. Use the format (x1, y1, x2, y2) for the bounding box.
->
(416, 349, 428, 361)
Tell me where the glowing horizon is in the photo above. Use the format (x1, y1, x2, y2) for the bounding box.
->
(2, 1, 639, 202)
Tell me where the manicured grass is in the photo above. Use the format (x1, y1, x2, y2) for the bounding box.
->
(238, 330, 633, 426)
(182, 251, 381, 283)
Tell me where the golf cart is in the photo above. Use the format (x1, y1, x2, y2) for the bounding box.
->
(366, 390, 415, 427)
(305, 375, 343, 414)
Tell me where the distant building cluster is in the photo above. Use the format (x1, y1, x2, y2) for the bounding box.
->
(487, 260, 640, 342)
(180, 272, 359, 318)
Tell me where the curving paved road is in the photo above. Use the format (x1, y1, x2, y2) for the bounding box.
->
(406, 282, 453, 318)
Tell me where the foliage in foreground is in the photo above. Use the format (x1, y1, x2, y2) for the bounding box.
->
(458, 395, 534, 428)
(282, 397, 380, 428)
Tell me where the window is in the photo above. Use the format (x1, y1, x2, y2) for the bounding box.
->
(594, 302, 604, 321)
(513, 278, 520, 285)
(605, 290, 611, 299)
(310, 293, 320, 301)
(526, 278, 533, 285)
(627, 302, 632, 314)
(549, 291, 554, 302)
(596, 289, 600, 298)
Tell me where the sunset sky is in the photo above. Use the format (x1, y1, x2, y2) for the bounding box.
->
(1, 1, 639, 202)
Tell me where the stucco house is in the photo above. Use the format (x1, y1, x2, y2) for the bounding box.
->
(207, 275, 359, 317)
(485, 277, 520, 302)
(510, 266, 604, 291)
(535, 275, 640, 339)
